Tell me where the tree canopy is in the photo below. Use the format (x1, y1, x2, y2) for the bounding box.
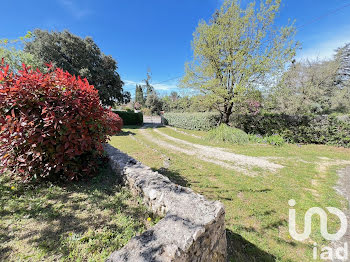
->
(269, 55, 350, 114)
(181, 0, 298, 123)
(269, 59, 339, 114)
(0, 32, 42, 72)
(25, 30, 124, 106)
(335, 43, 350, 88)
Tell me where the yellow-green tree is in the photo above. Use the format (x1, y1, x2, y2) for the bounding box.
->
(0, 31, 42, 72)
(181, 0, 298, 123)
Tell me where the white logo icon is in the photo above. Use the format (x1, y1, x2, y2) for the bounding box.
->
(288, 199, 347, 241)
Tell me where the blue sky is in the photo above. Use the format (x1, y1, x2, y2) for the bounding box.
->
(2, 0, 350, 97)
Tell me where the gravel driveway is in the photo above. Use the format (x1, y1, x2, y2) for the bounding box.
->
(139, 126, 283, 176)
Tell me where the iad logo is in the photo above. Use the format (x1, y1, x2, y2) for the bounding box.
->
(288, 199, 348, 260)
(288, 199, 347, 241)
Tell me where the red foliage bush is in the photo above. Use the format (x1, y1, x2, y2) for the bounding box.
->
(0, 62, 123, 181)
(104, 111, 123, 135)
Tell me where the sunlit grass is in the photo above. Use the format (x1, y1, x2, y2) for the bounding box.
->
(110, 126, 350, 262)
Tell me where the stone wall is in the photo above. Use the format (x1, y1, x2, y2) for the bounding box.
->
(104, 144, 227, 262)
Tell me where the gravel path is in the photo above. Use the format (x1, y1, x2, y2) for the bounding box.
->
(139, 127, 283, 176)
(332, 166, 350, 262)
(153, 128, 283, 171)
(165, 126, 202, 139)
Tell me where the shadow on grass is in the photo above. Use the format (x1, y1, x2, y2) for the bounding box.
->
(226, 229, 276, 262)
(116, 130, 137, 136)
(153, 167, 190, 188)
(123, 125, 166, 130)
(0, 164, 150, 261)
(116, 123, 167, 136)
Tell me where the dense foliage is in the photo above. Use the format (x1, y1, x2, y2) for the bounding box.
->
(205, 124, 286, 146)
(163, 112, 220, 130)
(0, 32, 42, 72)
(161, 93, 212, 113)
(145, 92, 162, 115)
(25, 30, 125, 106)
(0, 63, 122, 181)
(135, 85, 144, 105)
(133, 71, 163, 115)
(112, 110, 143, 125)
(104, 111, 124, 135)
(163, 111, 350, 147)
(231, 113, 350, 147)
(268, 58, 350, 114)
(205, 124, 249, 144)
(335, 43, 350, 88)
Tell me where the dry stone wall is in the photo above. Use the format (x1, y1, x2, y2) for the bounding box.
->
(104, 144, 227, 262)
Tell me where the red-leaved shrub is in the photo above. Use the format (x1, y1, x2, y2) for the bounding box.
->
(0, 62, 123, 181)
(104, 111, 123, 135)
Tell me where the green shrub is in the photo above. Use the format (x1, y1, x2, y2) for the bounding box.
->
(205, 124, 249, 144)
(265, 134, 285, 146)
(163, 112, 220, 130)
(141, 108, 152, 116)
(231, 113, 350, 147)
(247, 134, 264, 143)
(247, 134, 285, 146)
(112, 110, 143, 125)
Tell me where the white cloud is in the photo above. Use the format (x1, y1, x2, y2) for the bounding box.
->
(123, 79, 179, 92)
(124, 80, 142, 86)
(297, 30, 350, 61)
(153, 83, 179, 91)
(58, 0, 92, 19)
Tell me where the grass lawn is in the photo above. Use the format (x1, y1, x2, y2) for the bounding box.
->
(0, 164, 158, 262)
(110, 125, 350, 262)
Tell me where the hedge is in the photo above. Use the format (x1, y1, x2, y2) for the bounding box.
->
(230, 113, 350, 148)
(162, 111, 350, 147)
(112, 110, 143, 125)
(162, 112, 220, 130)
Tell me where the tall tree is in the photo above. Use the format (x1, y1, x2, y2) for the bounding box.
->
(335, 43, 350, 87)
(135, 84, 145, 105)
(145, 92, 162, 115)
(25, 30, 124, 106)
(143, 69, 155, 99)
(332, 45, 350, 113)
(269, 59, 339, 114)
(181, 0, 297, 123)
(170, 91, 179, 102)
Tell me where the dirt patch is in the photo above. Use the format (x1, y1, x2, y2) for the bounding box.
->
(317, 158, 350, 176)
(139, 127, 283, 176)
(166, 126, 202, 139)
(140, 128, 251, 174)
(331, 166, 350, 262)
(310, 159, 350, 197)
(154, 128, 283, 171)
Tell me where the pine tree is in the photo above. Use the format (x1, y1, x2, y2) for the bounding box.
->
(135, 85, 144, 105)
(143, 70, 155, 99)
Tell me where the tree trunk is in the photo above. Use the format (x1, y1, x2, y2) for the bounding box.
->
(221, 102, 233, 124)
